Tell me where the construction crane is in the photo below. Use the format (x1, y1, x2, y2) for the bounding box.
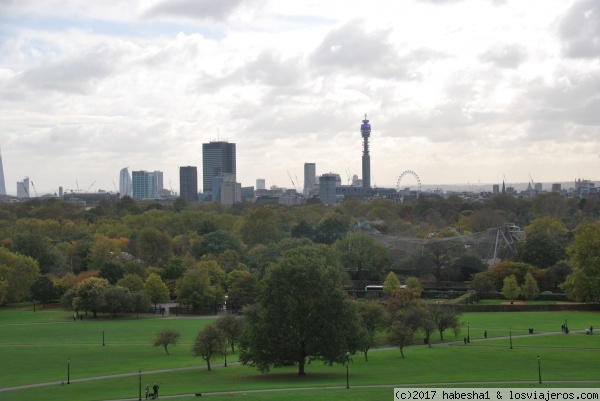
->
(287, 171, 297, 192)
(30, 181, 39, 197)
(86, 181, 96, 193)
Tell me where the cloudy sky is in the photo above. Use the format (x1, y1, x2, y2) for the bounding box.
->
(1, 0, 599, 196)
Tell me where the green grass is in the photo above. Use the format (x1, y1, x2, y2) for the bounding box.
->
(1, 309, 599, 401)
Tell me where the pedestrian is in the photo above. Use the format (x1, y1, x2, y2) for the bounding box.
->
(73, 313, 77, 321)
(145, 384, 149, 399)
(463, 337, 467, 345)
(153, 383, 159, 399)
(484, 330, 488, 338)
(590, 326, 594, 334)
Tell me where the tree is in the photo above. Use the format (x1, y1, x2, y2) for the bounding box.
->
(144, 273, 170, 307)
(561, 222, 600, 302)
(501, 275, 521, 302)
(192, 230, 244, 259)
(521, 272, 540, 300)
(226, 271, 258, 312)
(336, 231, 391, 285)
(405, 277, 423, 297)
(468, 272, 495, 299)
(216, 314, 245, 353)
(101, 286, 131, 317)
(387, 307, 424, 358)
(137, 228, 173, 267)
(429, 305, 461, 341)
(239, 245, 360, 375)
(117, 274, 145, 293)
(314, 216, 348, 245)
(239, 207, 281, 247)
(130, 291, 151, 317)
(524, 216, 567, 237)
(382, 272, 401, 296)
(12, 233, 63, 274)
(0, 247, 40, 304)
(192, 323, 225, 371)
(73, 277, 110, 318)
(518, 233, 567, 269)
(355, 301, 387, 361)
(99, 260, 125, 285)
(175, 266, 217, 312)
(154, 329, 181, 355)
(30, 275, 57, 307)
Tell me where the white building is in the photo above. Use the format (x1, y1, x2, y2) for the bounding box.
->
(17, 177, 30, 198)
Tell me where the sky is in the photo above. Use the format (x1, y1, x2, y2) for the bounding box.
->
(1, 0, 599, 196)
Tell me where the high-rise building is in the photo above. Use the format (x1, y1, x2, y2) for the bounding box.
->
(132, 170, 160, 200)
(304, 163, 316, 191)
(202, 141, 236, 194)
(0, 148, 6, 196)
(221, 181, 242, 205)
(179, 166, 198, 202)
(319, 173, 338, 205)
(361, 115, 371, 189)
(119, 167, 133, 197)
(17, 177, 30, 198)
(256, 179, 266, 190)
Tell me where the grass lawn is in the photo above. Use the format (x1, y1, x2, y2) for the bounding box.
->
(1, 309, 599, 401)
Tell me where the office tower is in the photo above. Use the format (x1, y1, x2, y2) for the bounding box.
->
(179, 166, 198, 202)
(221, 181, 242, 205)
(256, 179, 266, 190)
(304, 163, 316, 191)
(319, 173, 338, 205)
(361, 115, 371, 189)
(0, 148, 5, 195)
(202, 141, 236, 193)
(119, 167, 133, 197)
(17, 177, 30, 198)
(132, 170, 160, 200)
(155, 171, 163, 192)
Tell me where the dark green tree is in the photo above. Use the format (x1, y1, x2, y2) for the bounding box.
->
(518, 233, 567, 269)
(30, 275, 57, 307)
(192, 230, 244, 259)
(355, 301, 387, 361)
(314, 216, 348, 245)
(154, 329, 181, 355)
(239, 245, 359, 375)
(99, 260, 125, 284)
(192, 323, 225, 371)
(216, 314, 245, 353)
(137, 228, 173, 267)
(336, 231, 391, 284)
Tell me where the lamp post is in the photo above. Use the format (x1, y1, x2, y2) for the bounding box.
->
(138, 370, 142, 401)
(33, 299, 36, 312)
(103, 329, 105, 346)
(467, 322, 470, 343)
(537, 355, 542, 384)
(346, 351, 350, 389)
(67, 359, 71, 384)
(509, 328, 513, 349)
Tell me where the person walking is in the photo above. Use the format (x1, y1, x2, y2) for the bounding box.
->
(145, 384, 149, 399)
(484, 330, 488, 339)
(153, 383, 159, 399)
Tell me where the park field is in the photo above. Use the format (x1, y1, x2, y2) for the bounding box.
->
(0, 309, 599, 401)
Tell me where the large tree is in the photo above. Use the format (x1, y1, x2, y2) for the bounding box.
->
(336, 231, 391, 284)
(239, 245, 359, 375)
(144, 273, 170, 307)
(175, 267, 216, 312)
(30, 275, 57, 307)
(137, 228, 173, 267)
(216, 314, 245, 353)
(561, 222, 600, 302)
(0, 248, 40, 304)
(192, 323, 225, 371)
(239, 207, 281, 248)
(355, 301, 387, 361)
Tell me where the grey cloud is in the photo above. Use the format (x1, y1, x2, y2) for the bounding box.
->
(558, 0, 600, 59)
(480, 44, 527, 69)
(16, 46, 121, 94)
(144, 0, 248, 22)
(310, 21, 443, 80)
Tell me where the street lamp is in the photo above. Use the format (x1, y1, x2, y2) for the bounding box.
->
(346, 352, 350, 389)
(509, 328, 513, 349)
(138, 370, 142, 401)
(103, 329, 105, 346)
(33, 299, 36, 312)
(467, 322, 470, 343)
(67, 359, 71, 384)
(537, 355, 542, 384)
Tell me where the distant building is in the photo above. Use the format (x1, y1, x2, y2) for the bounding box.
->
(63, 192, 120, 208)
(552, 183, 562, 193)
(319, 173, 339, 205)
(221, 181, 241, 205)
(241, 186, 255, 202)
(493, 184, 500, 194)
(119, 167, 133, 197)
(17, 177, 30, 199)
(132, 170, 161, 200)
(304, 163, 316, 193)
(179, 166, 198, 202)
(203, 141, 236, 194)
(256, 179, 265, 190)
(361, 115, 371, 189)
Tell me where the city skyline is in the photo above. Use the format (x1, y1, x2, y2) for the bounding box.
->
(1, 1, 599, 196)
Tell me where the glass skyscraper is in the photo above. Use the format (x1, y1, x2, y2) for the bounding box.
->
(179, 166, 198, 202)
(202, 141, 236, 194)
